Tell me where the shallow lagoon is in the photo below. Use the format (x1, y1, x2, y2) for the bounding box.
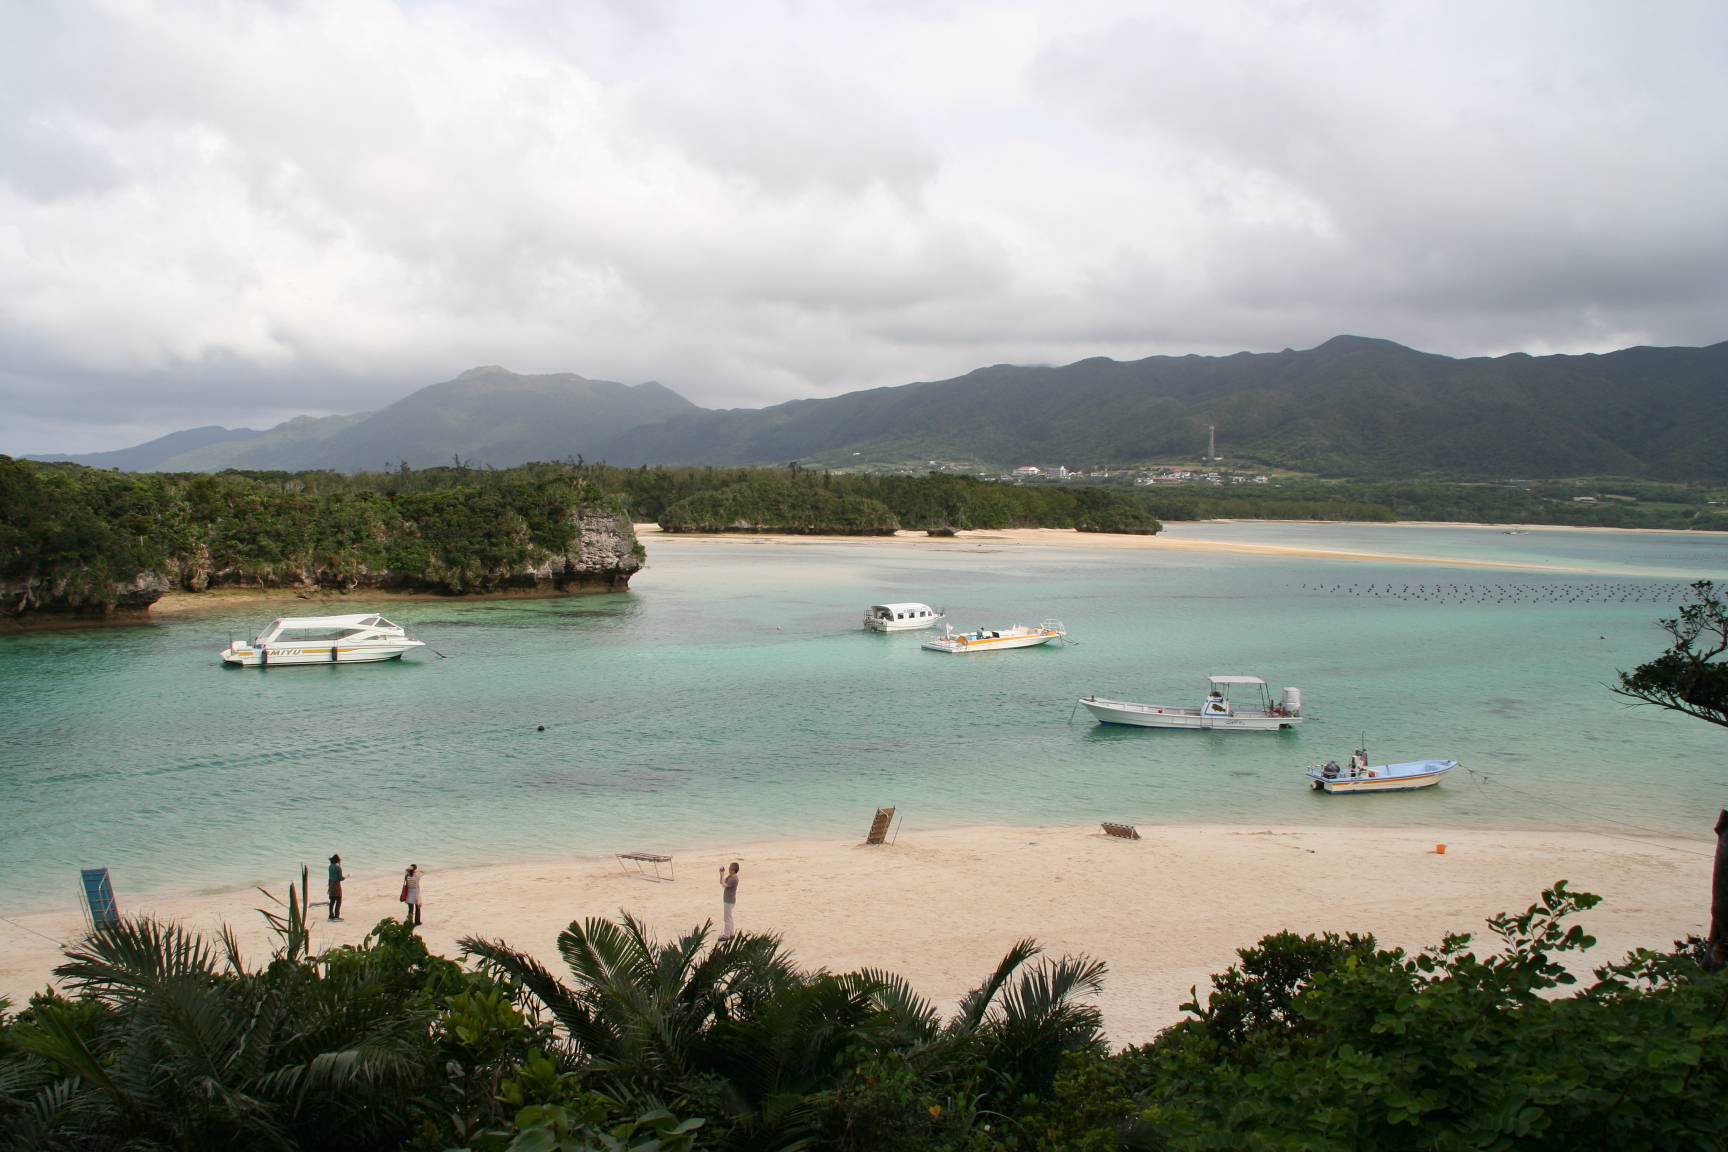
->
(2, 523, 1725, 913)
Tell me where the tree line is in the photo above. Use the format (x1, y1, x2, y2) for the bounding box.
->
(0, 456, 635, 618)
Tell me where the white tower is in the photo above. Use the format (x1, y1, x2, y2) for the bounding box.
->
(1207, 425, 1216, 461)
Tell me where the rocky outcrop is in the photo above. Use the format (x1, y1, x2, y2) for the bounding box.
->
(2, 508, 645, 624)
(524, 507, 645, 591)
(1, 570, 174, 622)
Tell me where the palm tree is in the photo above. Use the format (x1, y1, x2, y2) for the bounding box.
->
(462, 914, 890, 1150)
(3, 877, 437, 1151)
(465, 916, 1107, 1149)
(861, 937, 1107, 1106)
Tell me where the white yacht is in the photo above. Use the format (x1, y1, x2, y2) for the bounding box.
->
(864, 602, 945, 631)
(221, 614, 426, 666)
(1079, 676, 1303, 730)
(922, 621, 1066, 653)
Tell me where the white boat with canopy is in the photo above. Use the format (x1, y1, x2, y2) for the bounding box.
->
(1079, 676, 1303, 730)
(922, 621, 1066, 653)
(864, 602, 945, 631)
(221, 614, 426, 666)
(1306, 746, 1456, 793)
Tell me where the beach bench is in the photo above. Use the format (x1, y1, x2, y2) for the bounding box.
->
(1100, 822, 1141, 840)
(865, 807, 897, 845)
(616, 852, 675, 882)
(81, 867, 120, 927)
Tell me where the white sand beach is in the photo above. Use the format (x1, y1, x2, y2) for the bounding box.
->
(3, 823, 1710, 1045)
(637, 525, 1610, 572)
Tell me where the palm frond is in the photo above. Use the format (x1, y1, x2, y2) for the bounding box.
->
(948, 938, 1041, 1036)
(8, 1003, 141, 1126)
(54, 917, 219, 1000)
(850, 968, 939, 1042)
(997, 954, 1107, 1025)
(460, 934, 613, 1053)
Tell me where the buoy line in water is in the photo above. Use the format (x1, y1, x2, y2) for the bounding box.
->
(1463, 769, 1716, 857)
(1298, 580, 1695, 605)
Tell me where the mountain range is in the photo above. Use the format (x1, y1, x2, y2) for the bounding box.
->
(28, 336, 1728, 480)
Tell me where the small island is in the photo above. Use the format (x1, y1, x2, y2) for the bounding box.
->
(0, 457, 644, 623)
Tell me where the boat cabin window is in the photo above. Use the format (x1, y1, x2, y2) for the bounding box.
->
(273, 626, 367, 642)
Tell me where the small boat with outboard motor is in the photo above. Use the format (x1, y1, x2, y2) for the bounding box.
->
(1306, 744, 1456, 793)
(221, 614, 426, 666)
(1079, 676, 1303, 730)
(864, 602, 945, 631)
(922, 621, 1066, 653)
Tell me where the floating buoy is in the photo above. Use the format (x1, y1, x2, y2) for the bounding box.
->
(537, 725, 545, 731)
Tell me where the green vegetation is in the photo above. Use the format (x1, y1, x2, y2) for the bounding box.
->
(591, 336, 1728, 482)
(13, 453, 1728, 621)
(1615, 580, 1728, 733)
(639, 467, 1161, 534)
(1, 459, 1163, 619)
(4, 882, 1722, 1150)
(1130, 477, 1728, 530)
(0, 456, 636, 618)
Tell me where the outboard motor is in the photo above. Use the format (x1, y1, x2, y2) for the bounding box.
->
(1281, 687, 1301, 717)
(1321, 760, 1340, 779)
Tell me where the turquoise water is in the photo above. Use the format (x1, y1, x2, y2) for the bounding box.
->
(2, 524, 1726, 913)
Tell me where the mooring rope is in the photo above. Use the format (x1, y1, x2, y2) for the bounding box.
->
(1465, 768, 1716, 857)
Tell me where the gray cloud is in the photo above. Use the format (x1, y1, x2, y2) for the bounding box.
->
(2, 0, 1724, 453)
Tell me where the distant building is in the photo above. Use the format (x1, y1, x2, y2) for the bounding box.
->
(1574, 496, 1597, 503)
(1014, 465, 1041, 476)
(1253, 475, 1269, 483)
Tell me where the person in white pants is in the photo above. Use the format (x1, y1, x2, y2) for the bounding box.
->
(402, 864, 423, 927)
(718, 862, 739, 938)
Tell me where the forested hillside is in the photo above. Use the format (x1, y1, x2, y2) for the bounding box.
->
(593, 336, 1728, 480)
(30, 367, 697, 473)
(31, 336, 1728, 482)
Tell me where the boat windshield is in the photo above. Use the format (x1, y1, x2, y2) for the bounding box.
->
(272, 627, 368, 642)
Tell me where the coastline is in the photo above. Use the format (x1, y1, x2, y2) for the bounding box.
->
(3, 822, 1708, 1045)
(9, 519, 1705, 629)
(638, 524, 1616, 572)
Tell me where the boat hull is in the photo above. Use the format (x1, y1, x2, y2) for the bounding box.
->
(1079, 697, 1302, 730)
(1307, 760, 1456, 793)
(923, 631, 1060, 653)
(221, 642, 423, 666)
(865, 616, 944, 632)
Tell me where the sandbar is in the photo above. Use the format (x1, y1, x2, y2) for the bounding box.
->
(2, 823, 1709, 1045)
(640, 525, 1606, 572)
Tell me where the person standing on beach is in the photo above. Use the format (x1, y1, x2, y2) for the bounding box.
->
(402, 864, 422, 927)
(718, 862, 739, 939)
(327, 854, 345, 921)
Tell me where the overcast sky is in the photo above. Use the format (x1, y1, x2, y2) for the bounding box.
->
(3, 0, 1725, 453)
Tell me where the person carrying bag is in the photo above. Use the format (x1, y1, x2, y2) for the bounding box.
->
(401, 864, 423, 927)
